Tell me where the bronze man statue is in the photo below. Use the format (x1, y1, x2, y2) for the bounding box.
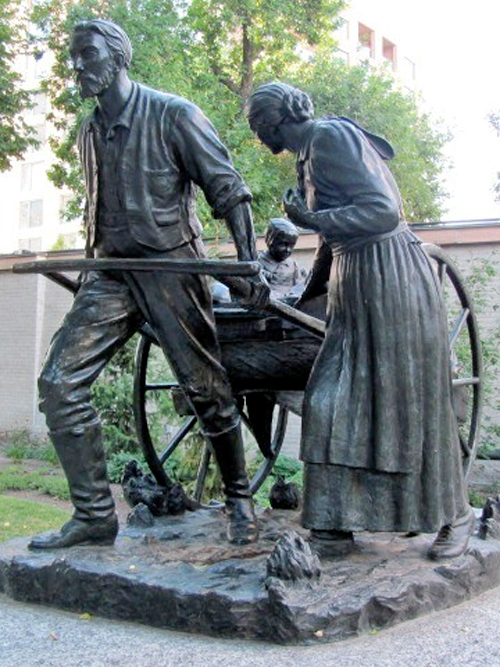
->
(247, 82, 475, 560)
(30, 19, 260, 549)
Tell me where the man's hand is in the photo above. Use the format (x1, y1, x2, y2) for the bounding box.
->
(217, 272, 270, 310)
(242, 272, 271, 310)
(283, 188, 319, 231)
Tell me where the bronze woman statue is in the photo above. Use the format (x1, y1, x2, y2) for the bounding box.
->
(247, 82, 474, 559)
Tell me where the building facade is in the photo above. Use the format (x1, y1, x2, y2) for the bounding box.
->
(0, 46, 82, 255)
(334, 1, 417, 91)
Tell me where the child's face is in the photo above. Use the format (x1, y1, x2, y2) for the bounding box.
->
(269, 232, 297, 262)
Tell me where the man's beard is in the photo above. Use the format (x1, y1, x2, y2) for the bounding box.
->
(77, 61, 119, 99)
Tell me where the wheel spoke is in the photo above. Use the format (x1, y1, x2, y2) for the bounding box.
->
(452, 377, 480, 387)
(145, 381, 178, 391)
(459, 430, 472, 457)
(438, 261, 447, 285)
(449, 308, 469, 350)
(158, 416, 197, 464)
(194, 445, 213, 503)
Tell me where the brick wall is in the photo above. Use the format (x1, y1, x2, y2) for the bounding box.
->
(0, 269, 73, 434)
(0, 226, 499, 453)
(438, 244, 500, 450)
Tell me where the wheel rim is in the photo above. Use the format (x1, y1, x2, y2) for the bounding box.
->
(423, 243, 483, 477)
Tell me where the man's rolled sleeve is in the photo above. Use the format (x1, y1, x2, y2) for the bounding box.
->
(170, 102, 252, 217)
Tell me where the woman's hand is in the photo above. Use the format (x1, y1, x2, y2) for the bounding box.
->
(282, 188, 319, 231)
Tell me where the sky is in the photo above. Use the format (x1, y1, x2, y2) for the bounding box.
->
(355, 0, 500, 221)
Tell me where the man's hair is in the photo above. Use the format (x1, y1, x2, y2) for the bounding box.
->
(73, 19, 133, 69)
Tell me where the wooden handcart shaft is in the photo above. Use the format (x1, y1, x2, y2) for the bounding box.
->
(13, 257, 326, 338)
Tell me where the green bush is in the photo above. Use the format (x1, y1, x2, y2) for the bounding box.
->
(3, 429, 58, 465)
(106, 450, 148, 484)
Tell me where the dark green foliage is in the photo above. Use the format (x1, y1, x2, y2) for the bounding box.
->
(0, 0, 38, 170)
(106, 450, 147, 484)
(90, 335, 140, 455)
(299, 57, 450, 221)
(252, 454, 302, 508)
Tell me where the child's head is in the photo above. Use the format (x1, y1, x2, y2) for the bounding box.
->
(265, 218, 299, 262)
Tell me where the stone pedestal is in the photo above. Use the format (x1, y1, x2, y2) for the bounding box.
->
(1, 508, 499, 644)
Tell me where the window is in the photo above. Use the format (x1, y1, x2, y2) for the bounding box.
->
(18, 237, 42, 252)
(59, 194, 77, 224)
(21, 164, 33, 191)
(31, 92, 48, 116)
(382, 38, 397, 70)
(334, 48, 350, 65)
(337, 17, 350, 42)
(19, 200, 43, 229)
(33, 51, 48, 80)
(358, 23, 375, 59)
(28, 124, 46, 153)
(401, 56, 416, 85)
(35, 124, 46, 145)
(61, 233, 79, 248)
(20, 162, 44, 191)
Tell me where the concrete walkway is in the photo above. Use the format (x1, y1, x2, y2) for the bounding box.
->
(1, 585, 500, 667)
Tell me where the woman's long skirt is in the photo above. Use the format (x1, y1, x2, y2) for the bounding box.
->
(301, 230, 469, 533)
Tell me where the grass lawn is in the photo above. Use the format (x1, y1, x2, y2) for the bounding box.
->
(0, 495, 70, 542)
(0, 465, 69, 499)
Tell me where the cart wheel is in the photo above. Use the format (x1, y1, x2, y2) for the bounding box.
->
(133, 333, 289, 505)
(423, 243, 483, 477)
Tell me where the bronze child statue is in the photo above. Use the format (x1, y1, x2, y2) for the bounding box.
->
(258, 218, 308, 300)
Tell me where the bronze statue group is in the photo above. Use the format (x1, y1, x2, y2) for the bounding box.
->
(29, 19, 475, 562)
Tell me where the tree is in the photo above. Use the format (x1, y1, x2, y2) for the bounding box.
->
(0, 0, 38, 171)
(300, 55, 450, 221)
(187, 0, 345, 103)
(30, 0, 450, 234)
(183, 0, 347, 231)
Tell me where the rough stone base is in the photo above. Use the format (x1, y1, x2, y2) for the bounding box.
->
(0, 508, 499, 645)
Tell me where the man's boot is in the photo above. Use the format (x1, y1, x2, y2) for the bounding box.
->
(208, 424, 259, 545)
(29, 423, 118, 549)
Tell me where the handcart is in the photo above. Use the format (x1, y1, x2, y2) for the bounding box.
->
(13, 244, 483, 504)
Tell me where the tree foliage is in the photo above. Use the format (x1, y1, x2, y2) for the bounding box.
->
(29, 0, 450, 234)
(187, 0, 345, 102)
(300, 55, 450, 221)
(0, 0, 38, 171)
